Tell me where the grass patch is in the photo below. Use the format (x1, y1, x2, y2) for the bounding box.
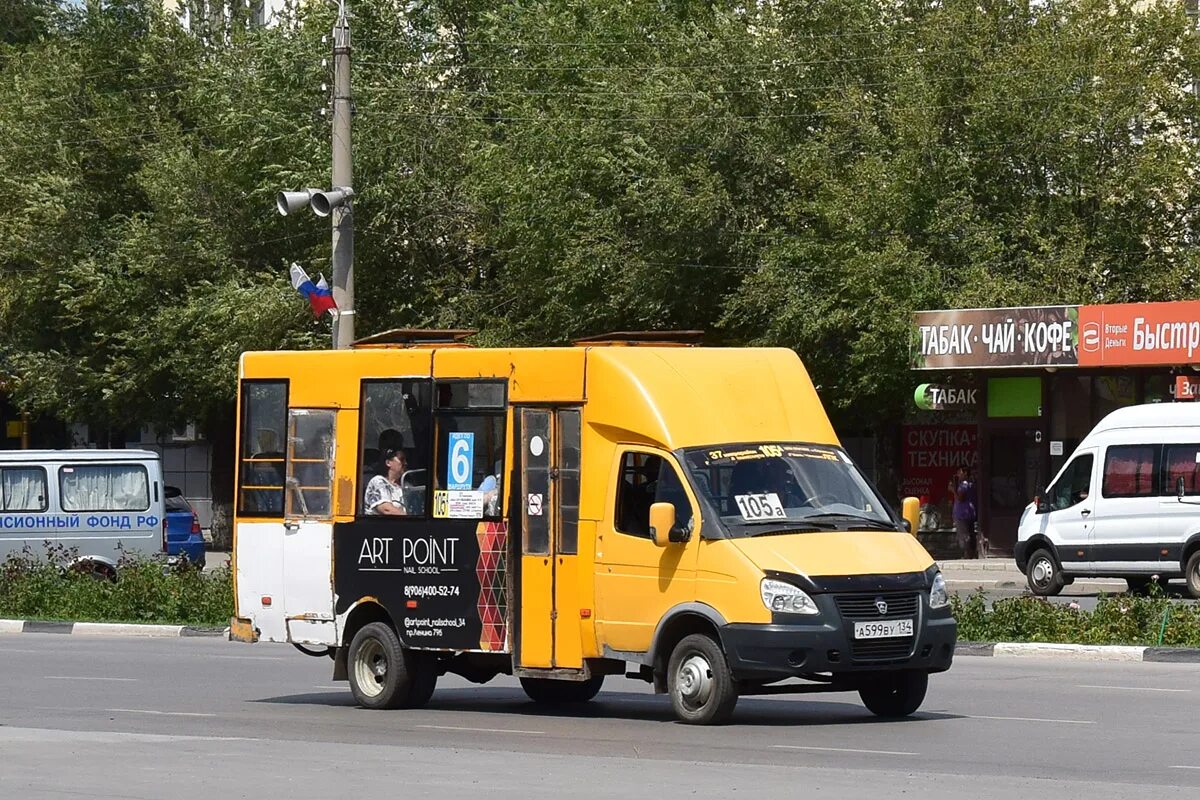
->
(952, 591, 1200, 647)
(0, 544, 232, 627)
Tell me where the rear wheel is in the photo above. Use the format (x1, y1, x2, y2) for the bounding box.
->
(1186, 551, 1200, 599)
(1027, 549, 1064, 597)
(859, 671, 929, 718)
(667, 633, 739, 725)
(520, 675, 604, 705)
(347, 622, 413, 710)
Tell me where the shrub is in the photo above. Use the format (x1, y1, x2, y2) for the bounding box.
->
(0, 543, 232, 627)
(951, 591, 1200, 647)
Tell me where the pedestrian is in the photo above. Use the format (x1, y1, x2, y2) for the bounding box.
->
(949, 465, 978, 558)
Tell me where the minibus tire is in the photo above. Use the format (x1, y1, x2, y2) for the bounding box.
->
(667, 634, 738, 725)
(347, 622, 413, 710)
(859, 670, 928, 718)
(1026, 549, 1064, 597)
(1186, 551, 1200, 599)
(519, 676, 604, 705)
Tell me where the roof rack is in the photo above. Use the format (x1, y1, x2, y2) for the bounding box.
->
(572, 330, 705, 347)
(352, 329, 477, 348)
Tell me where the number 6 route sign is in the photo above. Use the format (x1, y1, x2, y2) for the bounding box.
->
(447, 432, 474, 490)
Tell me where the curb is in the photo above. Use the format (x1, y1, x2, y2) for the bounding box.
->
(956, 641, 1200, 663)
(0, 619, 228, 638)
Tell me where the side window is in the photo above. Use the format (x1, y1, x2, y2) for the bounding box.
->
(615, 452, 694, 538)
(238, 380, 288, 516)
(1163, 443, 1200, 497)
(1, 467, 48, 512)
(1050, 454, 1094, 510)
(285, 410, 335, 519)
(359, 380, 433, 517)
(60, 464, 149, 511)
(1102, 445, 1158, 498)
(432, 381, 507, 521)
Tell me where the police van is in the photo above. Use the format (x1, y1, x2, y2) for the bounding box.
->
(0, 449, 167, 577)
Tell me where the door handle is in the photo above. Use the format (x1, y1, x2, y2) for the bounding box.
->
(284, 521, 300, 532)
(1080, 509, 1091, 517)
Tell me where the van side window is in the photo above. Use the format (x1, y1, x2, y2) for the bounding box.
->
(60, 464, 149, 512)
(1163, 444, 1200, 497)
(285, 409, 335, 519)
(239, 380, 288, 516)
(1049, 454, 1093, 510)
(1102, 445, 1159, 498)
(359, 380, 433, 516)
(615, 453, 693, 538)
(1, 467, 48, 512)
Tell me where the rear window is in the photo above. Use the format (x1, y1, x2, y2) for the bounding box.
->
(165, 495, 192, 513)
(59, 464, 150, 512)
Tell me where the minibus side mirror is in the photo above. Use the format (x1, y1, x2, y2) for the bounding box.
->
(900, 496, 920, 535)
(649, 502, 677, 547)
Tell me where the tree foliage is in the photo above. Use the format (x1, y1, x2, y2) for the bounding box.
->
(2, 0, 1199, 439)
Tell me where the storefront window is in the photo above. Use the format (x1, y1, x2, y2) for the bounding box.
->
(1145, 374, 1173, 404)
(1093, 374, 1137, 420)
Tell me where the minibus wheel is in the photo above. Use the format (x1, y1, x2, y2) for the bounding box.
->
(348, 622, 414, 710)
(667, 633, 738, 725)
(1026, 549, 1064, 597)
(1186, 551, 1200, 599)
(859, 670, 928, 718)
(520, 676, 604, 705)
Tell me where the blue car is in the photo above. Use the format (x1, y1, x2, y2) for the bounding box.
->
(164, 486, 206, 568)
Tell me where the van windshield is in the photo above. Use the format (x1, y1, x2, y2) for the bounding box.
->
(683, 443, 899, 536)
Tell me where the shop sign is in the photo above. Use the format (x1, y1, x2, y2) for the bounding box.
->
(1175, 375, 1200, 401)
(899, 424, 978, 503)
(914, 383, 978, 411)
(912, 306, 1079, 369)
(1077, 301, 1200, 367)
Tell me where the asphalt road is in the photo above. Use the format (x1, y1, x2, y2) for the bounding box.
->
(0, 635, 1197, 799)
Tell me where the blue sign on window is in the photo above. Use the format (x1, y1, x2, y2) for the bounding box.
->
(447, 432, 475, 490)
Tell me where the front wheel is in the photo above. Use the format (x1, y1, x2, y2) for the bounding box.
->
(859, 670, 929, 718)
(667, 633, 739, 725)
(1027, 549, 1064, 597)
(1186, 551, 1200, 599)
(520, 675, 604, 705)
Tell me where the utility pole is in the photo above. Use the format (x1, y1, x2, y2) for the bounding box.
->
(331, 0, 355, 349)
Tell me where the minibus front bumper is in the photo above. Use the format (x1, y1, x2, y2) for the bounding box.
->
(719, 613, 957, 680)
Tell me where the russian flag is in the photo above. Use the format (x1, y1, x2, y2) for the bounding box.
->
(290, 264, 337, 318)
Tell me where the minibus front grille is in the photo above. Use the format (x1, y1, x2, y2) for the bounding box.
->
(833, 592, 920, 664)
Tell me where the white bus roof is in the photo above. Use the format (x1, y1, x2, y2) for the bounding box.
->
(0, 449, 162, 462)
(1091, 403, 1200, 435)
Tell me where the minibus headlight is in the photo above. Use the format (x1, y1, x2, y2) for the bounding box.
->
(929, 572, 950, 610)
(760, 578, 819, 615)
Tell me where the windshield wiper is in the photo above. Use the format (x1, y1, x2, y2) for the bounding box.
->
(737, 518, 839, 535)
(801, 513, 902, 531)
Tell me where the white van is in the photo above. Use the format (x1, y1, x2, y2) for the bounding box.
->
(1016, 404, 1200, 598)
(0, 449, 166, 577)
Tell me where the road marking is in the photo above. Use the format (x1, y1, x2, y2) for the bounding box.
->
(209, 655, 289, 662)
(107, 708, 217, 718)
(772, 745, 918, 756)
(1077, 685, 1190, 693)
(1169, 766, 1200, 770)
(966, 715, 1094, 725)
(313, 685, 346, 690)
(417, 724, 543, 735)
(45, 676, 137, 682)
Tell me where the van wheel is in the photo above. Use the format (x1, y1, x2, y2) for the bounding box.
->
(1027, 549, 1064, 597)
(1186, 551, 1200, 599)
(667, 634, 739, 725)
(347, 622, 413, 710)
(859, 671, 928, 718)
(520, 676, 604, 705)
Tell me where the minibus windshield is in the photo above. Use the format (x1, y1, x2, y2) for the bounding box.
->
(683, 443, 899, 536)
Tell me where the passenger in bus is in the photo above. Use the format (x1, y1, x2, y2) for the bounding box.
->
(364, 448, 409, 515)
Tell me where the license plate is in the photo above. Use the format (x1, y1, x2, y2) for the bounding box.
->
(853, 619, 914, 639)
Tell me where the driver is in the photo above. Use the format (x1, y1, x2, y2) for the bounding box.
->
(364, 448, 409, 515)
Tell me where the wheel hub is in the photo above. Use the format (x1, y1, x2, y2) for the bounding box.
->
(353, 639, 387, 698)
(1032, 558, 1052, 585)
(677, 654, 713, 708)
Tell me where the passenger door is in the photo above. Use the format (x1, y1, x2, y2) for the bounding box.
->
(1094, 444, 1162, 572)
(516, 407, 584, 669)
(1039, 449, 1096, 572)
(281, 408, 337, 644)
(593, 449, 699, 654)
